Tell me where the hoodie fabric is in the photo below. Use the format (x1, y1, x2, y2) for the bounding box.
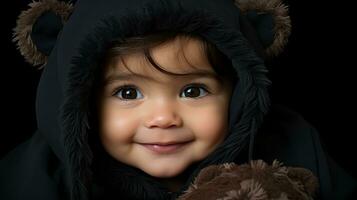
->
(1, 0, 356, 200)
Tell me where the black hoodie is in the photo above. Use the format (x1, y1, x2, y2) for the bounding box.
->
(1, 0, 356, 199)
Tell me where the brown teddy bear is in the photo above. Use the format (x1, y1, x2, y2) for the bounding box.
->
(177, 160, 319, 200)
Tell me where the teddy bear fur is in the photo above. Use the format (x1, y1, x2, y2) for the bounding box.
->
(177, 160, 318, 200)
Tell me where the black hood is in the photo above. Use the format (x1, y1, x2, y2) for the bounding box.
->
(34, 0, 272, 199)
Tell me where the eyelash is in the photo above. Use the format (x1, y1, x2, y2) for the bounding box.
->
(111, 83, 211, 101)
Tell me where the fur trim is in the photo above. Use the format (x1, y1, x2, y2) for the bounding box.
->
(12, 0, 73, 69)
(234, 0, 291, 57)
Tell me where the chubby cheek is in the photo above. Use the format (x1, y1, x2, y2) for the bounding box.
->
(99, 101, 138, 154)
(189, 103, 229, 153)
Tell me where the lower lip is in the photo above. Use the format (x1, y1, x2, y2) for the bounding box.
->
(140, 142, 190, 154)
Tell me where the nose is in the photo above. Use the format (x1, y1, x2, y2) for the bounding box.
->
(144, 101, 183, 129)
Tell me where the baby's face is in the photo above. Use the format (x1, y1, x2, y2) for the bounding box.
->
(98, 36, 233, 178)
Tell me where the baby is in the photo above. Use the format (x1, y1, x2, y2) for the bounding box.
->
(94, 32, 236, 192)
(1, 0, 356, 200)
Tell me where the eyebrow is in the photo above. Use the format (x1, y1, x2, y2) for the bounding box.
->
(104, 71, 223, 85)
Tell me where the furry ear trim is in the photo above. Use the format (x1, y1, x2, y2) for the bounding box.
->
(13, 0, 73, 69)
(235, 0, 291, 57)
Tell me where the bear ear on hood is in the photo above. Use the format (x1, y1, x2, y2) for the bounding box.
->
(12, 0, 74, 69)
(234, 0, 291, 58)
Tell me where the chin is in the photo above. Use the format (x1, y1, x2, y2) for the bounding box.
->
(147, 168, 182, 178)
(143, 164, 187, 178)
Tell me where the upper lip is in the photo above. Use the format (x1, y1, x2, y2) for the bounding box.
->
(138, 141, 191, 146)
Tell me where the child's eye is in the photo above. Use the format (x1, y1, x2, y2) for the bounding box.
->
(180, 84, 209, 98)
(112, 83, 210, 100)
(113, 85, 144, 100)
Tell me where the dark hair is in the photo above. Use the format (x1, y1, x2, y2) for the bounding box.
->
(98, 31, 238, 87)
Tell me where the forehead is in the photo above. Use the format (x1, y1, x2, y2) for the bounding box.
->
(105, 36, 215, 79)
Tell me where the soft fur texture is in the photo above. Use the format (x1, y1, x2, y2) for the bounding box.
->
(235, 0, 291, 57)
(12, 0, 73, 69)
(177, 160, 319, 200)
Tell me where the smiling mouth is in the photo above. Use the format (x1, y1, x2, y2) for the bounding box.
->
(139, 141, 191, 154)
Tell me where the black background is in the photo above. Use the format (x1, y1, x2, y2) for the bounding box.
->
(1, 0, 356, 179)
